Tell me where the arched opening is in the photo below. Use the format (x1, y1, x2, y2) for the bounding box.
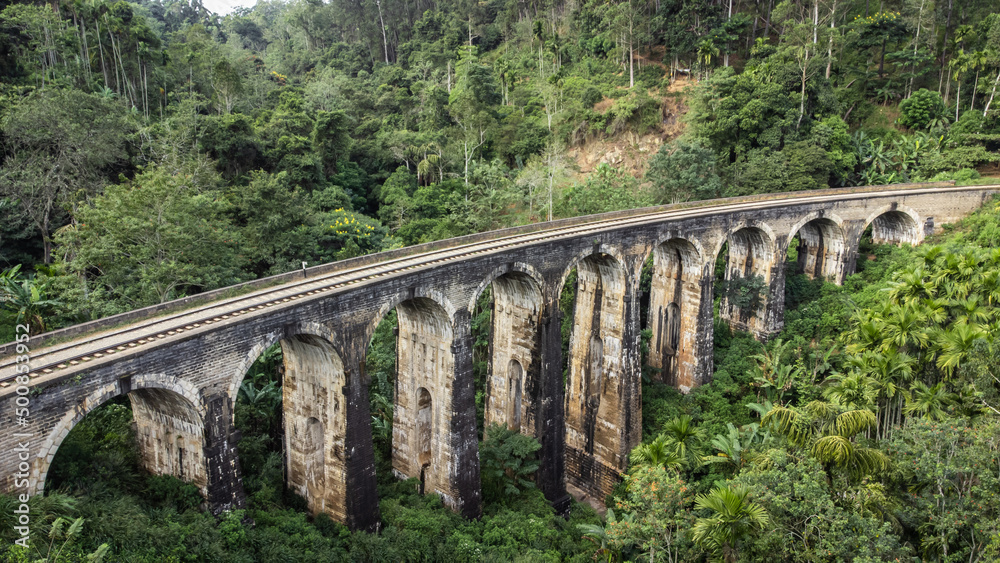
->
(234, 331, 346, 519)
(507, 360, 524, 432)
(563, 252, 628, 498)
(474, 271, 543, 439)
(645, 238, 703, 389)
(869, 210, 921, 247)
(717, 227, 774, 334)
(368, 296, 455, 504)
(416, 388, 432, 468)
(44, 387, 207, 504)
(855, 210, 921, 275)
(788, 217, 847, 283)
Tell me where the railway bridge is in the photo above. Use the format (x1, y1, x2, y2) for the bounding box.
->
(1, 183, 996, 531)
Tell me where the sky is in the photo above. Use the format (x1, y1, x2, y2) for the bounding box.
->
(202, 0, 257, 16)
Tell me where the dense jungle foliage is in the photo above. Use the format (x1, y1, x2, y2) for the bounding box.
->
(2, 0, 1000, 559)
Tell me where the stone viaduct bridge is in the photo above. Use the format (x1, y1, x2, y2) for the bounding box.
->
(1, 183, 997, 531)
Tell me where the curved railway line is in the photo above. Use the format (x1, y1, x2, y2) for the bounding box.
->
(1, 184, 996, 389)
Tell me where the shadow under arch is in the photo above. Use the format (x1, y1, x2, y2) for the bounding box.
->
(35, 375, 207, 497)
(644, 236, 707, 389)
(716, 223, 777, 334)
(862, 205, 923, 247)
(562, 249, 632, 500)
(787, 213, 849, 284)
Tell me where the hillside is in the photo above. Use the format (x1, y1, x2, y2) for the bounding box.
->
(2, 0, 1000, 560)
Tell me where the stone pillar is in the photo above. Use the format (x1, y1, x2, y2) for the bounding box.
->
(619, 272, 642, 467)
(693, 264, 715, 386)
(281, 334, 348, 523)
(344, 359, 381, 532)
(485, 275, 542, 436)
(761, 245, 786, 337)
(647, 240, 710, 391)
(449, 310, 482, 519)
(393, 298, 479, 518)
(203, 393, 246, 514)
(564, 254, 629, 500)
(536, 297, 569, 513)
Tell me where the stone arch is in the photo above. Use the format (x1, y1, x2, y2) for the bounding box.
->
(645, 237, 705, 388)
(227, 321, 341, 415)
(717, 223, 778, 334)
(466, 262, 546, 313)
(555, 243, 629, 300)
(366, 288, 459, 346)
(475, 268, 544, 440)
(862, 204, 922, 246)
(391, 296, 456, 505)
(280, 332, 347, 519)
(787, 211, 847, 244)
(710, 220, 778, 264)
(788, 213, 849, 283)
(34, 376, 206, 495)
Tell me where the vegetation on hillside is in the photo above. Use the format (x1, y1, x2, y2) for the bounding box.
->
(2, 0, 1000, 559)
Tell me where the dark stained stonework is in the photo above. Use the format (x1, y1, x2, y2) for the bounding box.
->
(1, 184, 997, 530)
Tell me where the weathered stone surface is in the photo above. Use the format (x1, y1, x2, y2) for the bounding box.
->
(1, 185, 997, 527)
(282, 332, 347, 521)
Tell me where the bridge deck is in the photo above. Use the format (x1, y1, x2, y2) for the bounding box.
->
(2, 182, 996, 394)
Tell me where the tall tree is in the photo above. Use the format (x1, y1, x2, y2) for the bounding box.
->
(0, 90, 130, 264)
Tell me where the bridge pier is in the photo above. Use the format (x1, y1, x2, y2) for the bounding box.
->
(449, 310, 483, 519)
(484, 274, 542, 438)
(281, 334, 348, 521)
(392, 298, 481, 518)
(203, 393, 246, 514)
(647, 238, 712, 390)
(564, 252, 635, 500)
(536, 296, 570, 512)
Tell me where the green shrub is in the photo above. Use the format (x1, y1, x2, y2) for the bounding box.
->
(898, 88, 945, 129)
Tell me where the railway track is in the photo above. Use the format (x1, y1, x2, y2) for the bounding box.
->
(0, 184, 993, 388)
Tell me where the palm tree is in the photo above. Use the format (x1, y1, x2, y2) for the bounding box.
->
(703, 423, 768, 474)
(662, 415, 705, 470)
(629, 434, 683, 471)
(0, 265, 61, 333)
(762, 401, 889, 483)
(886, 267, 935, 304)
(949, 295, 992, 326)
(932, 323, 987, 378)
(863, 348, 916, 438)
(578, 508, 627, 563)
(879, 303, 930, 353)
(904, 381, 957, 421)
(692, 485, 769, 563)
(237, 379, 282, 435)
(823, 370, 878, 411)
